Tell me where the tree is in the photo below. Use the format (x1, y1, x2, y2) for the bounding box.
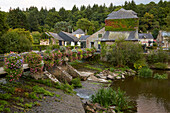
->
(108, 3, 114, 12)
(59, 7, 68, 21)
(7, 7, 28, 29)
(45, 12, 61, 28)
(0, 11, 8, 36)
(72, 5, 79, 14)
(140, 12, 154, 32)
(11, 28, 33, 43)
(0, 31, 31, 53)
(76, 18, 92, 32)
(28, 9, 39, 31)
(54, 21, 71, 33)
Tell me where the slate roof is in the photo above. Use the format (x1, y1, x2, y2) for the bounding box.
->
(139, 33, 154, 39)
(161, 31, 170, 37)
(80, 35, 91, 41)
(45, 32, 63, 41)
(102, 31, 138, 41)
(58, 31, 79, 42)
(106, 8, 138, 19)
(72, 29, 85, 35)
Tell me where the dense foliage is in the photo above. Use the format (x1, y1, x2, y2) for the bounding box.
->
(146, 49, 169, 64)
(4, 52, 23, 81)
(91, 88, 131, 110)
(102, 40, 143, 67)
(153, 73, 168, 79)
(105, 18, 139, 31)
(0, 30, 32, 54)
(26, 52, 43, 74)
(138, 67, 153, 78)
(0, 0, 169, 35)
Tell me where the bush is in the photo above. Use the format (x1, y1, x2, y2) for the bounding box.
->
(138, 67, 153, 78)
(147, 49, 169, 64)
(43, 50, 54, 69)
(153, 73, 168, 79)
(26, 52, 43, 74)
(71, 78, 82, 88)
(53, 50, 63, 65)
(104, 41, 143, 68)
(91, 88, 130, 110)
(134, 59, 148, 70)
(154, 62, 168, 70)
(0, 31, 31, 54)
(4, 52, 23, 81)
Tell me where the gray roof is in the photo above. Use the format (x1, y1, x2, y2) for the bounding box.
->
(106, 8, 138, 19)
(102, 31, 138, 41)
(45, 32, 63, 41)
(139, 33, 154, 39)
(72, 29, 85, 35)
(161, 31, 170, 37)
(58, 31, 79, 42)
(80, 35, 91, 41)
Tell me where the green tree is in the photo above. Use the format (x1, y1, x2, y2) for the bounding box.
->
(0, 11, 8, 36)
(7, 7, 28, 29)
(0, 31, 31, 53)
(54, 21, 72, 33)
(76, 18, 92, 32)
(28, 9, 39, 32)
(45, 12, 61, 28)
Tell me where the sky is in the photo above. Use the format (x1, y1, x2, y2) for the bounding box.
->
(0, 0, 167, 12)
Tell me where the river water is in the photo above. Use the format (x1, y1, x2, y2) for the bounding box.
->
(111, 70, 170, 113)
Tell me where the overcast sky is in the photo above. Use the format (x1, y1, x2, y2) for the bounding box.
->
(0, 0, 167, 12)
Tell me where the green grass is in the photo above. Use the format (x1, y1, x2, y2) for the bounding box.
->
(71, 78, 82, 88)
(32, 85, 54, 96)
(91, 88, 131, 110)
(0, 93, 12, 100)
(85, 64, 103, 72)
(154, 62, 168, 70)
(0, 100, 9, 106)
(138, 67, 153, 78)
(153, 73, 168, 79)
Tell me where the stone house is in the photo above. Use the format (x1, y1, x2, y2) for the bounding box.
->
(72, 28, 85, 38)
(86, 28, 105, 49)
(138, 33, 154, 46)
(86, 8, 139, 49)
(101, 8, 139, 45)
(45, 32, 64, 46)
(79, 35, 91, 48)
(157, 31, 170, 49)
(58, 31, 79, 46)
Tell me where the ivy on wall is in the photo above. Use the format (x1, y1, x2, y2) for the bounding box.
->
(105, 18, 139, 31)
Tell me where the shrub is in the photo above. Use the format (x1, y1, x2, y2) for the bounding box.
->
(71, 78, 82, 88)
(53, 50, 63, 66)
(153, 73, 168, 79)
(138, 67, 153, 78)
(154, 62, 168, 70)
(4, 52, 23, 81)
(91, 88, 130, 110)
(77, 49, 83, 60)
(147, 49, 169, 64)
(104, 41, 143, 68)
(43, 51, 54, 69)
(0, 31, 31, 54)
(72, 49, 78, 61)
(26, 52, 43, 74)
(134, 60, 148, 70)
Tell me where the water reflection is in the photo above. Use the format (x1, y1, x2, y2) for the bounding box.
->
(111, 70, 170, 113)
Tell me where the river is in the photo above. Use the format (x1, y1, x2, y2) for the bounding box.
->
(111, 70, 170, 113)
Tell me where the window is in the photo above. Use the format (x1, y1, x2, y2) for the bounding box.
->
(98, 34, 102, 38)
